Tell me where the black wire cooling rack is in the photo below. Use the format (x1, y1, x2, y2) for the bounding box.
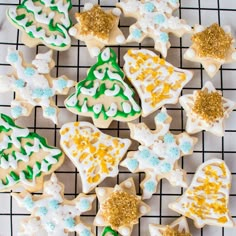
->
(0, 0, 236, 235)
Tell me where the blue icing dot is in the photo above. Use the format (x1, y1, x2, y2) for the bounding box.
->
(23, 197, 34, 209)
(138, 149, 150, 159)
(38, 207, 48, 216)
(180, 141, 192, 153)
(14, 79, 25, 88)
(127, 159, 139, 171)
(24, 67, 35, 76)
(32, 88, 44, 98)
(12, 106, 23, 117)
(43, 88, 53, 98)
(80, 229, 91, 236)
(154, 14, 165, 24)
(155, 112, 167, 123)
(57, 78, 67, 90)
(164, 133, 175, 143)
(168, 147, 180, 159)
(65, 217, 75, 228)
(8, 52, 18, 63)
(79, 199, 90, 211)
(144, 2, 155, 12)
(144, 181, 156, 192)
(132, 28, 142, 39)
(47, 222, 55, 231)
(49, 199, 60, 209)
(149, 156, 160, 166)
(45, 107, 56, 116)
(160, 32, 169, 43)
(160, 162, 171, 173)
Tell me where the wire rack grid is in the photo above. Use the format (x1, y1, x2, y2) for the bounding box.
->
(0, 0, 236, 235)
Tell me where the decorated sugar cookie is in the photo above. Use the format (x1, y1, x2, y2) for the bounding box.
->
(94, 178, 150, 236)
(184, 23, 236, 78)
(117, 0, 191, 57)
(69, 3, 125, 57)
(0, 114, 64, 192)
(65, 48, 141, 128)
(169, 159, 235, 228)
(12, 174, 96, 235)
(149, 216, 191, 236)
(0, 48, 75, 124)
(123, 49, 193, 117)
(7, 0, 72, 50)
(179, 81, 236, 136)
(60, 121, 131, 193)
(121, 107, 197, 199)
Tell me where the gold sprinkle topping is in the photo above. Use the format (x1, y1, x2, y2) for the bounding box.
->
(163, 226, 191, 236)
(102, 191, 139, 228)
(192, 23, 233, 59)
(192, 90, 224, 123)
(76, 5, 116, 40)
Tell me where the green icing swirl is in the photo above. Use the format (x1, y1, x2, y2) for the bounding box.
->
(102, 226, 118, 236)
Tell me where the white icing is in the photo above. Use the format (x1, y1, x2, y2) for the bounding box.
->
(195, 25, 205, 33)
(95, 216, 104, 225)
(124, 181, 132, 189)
(112, 8, 121, 16)
(69, 27, 77, 36)
(93, 104, 102, 114)
(105, 84, 120, 96)
(231, 51, 236, 61)
(186, 48, 196, 58)
(208, 64, 216, 73)
(32, 51, 52, 74)
(91, 47, 100, 57)
(96, 188, 106, 196)
(116, 35, 125, 43)
(84, 2, 94, 11)
(81, 100, 88, 112)
(80, 81, 99, 96)
(119, 226, 130, 236)
(223, 25, 231, 34)
(101, 48, 111, 61)
(122, 102, 132, 114)
(139, 206, 147, 214)
(106, 103, 118, 117)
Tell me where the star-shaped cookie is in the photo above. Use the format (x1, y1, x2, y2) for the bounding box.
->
(117, 0, 191, 57)
(184, 23, 236, 78)
(121, 107, 198, 199)
(94, 178, 150, 236)
(179, 81, 236, 136)
(149, 216, 191, 236)
(69, 3, 125, 57)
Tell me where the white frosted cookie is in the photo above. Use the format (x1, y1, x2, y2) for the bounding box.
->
(7, 0, 72, 51)
(69, 3, 125, 57)
(12, 174, 96, 235)
(179, 81, 236, 136)
(123, 49, 193, 117)
(169, 159, 235, 228)
(0, 48, 75, 124)
(117, 0, 191, 57)
(121, 107, 198, 199)
(0, 113, 64, 192)
(65, 48, 141, 128)
(94, 178, 150, 236)
(149, 216, 191, 236)
(184, 23, 236, 78)
(60, 121, 131, 193)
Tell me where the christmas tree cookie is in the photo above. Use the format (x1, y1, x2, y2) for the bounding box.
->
(60, 121, 131, 193)
(117, 0, 191, 57)
(69, 3, 125, 57)
(123, 49, 193, 117)
(121, 107, 198, 199)
(7, 0, 72, 50)
(0, 48, 75, 124)
(12, 174, 96, 235)
(65, 48, 141, 128)
(0, 114, 64, 192)
(169, 159, 235, 228)
(94, 178, 150, 236)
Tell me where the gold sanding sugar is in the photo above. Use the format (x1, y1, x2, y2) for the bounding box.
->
(163, 226, 192, 236)
(102, 191, 139, 228)
(76, 5, 116, 40)
(192, 23, 232, 59)
(192, 90, 224, 123)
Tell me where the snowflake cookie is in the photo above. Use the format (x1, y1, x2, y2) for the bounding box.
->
(69, 3, 125, 57)
(184, 23, 236, 78)
(65, 48, 141, 128)
(0, 113, 64, 192)
(0, 48, 75, 124)
(149, 216, 191, 236)
(60, 121, 131, 193)
(169, 159, 235, 228)
(179, 81, 236, 136)
(94, 178, 150, 236)
(117, 0, 191, 57)
(12, 174, 96, 235)
(7, 0, 72, 51)
(121, 107, 198, 199)
(123, 49, 193, 117)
